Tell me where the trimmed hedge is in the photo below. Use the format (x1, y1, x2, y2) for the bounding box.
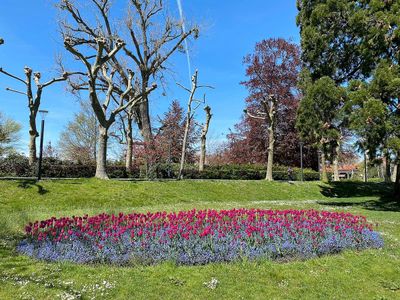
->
(154, 164, 320, 181)
(0, 155, 320, 181)
(0, 154, 134, 178)
(182, 166, 320, 181)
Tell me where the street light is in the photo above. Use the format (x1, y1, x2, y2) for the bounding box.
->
(364, 151, 368, 183)
(317, 149, 322, 181)
(37, 110, 48, 181)
(300, 141, 304, 182)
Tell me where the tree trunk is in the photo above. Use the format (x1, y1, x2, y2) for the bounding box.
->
(199, 136, 206, 172)
(332, 143, 340, 182)
(125, 117, 134, 172)
(137, 77, 155, 178)
(383, 149, 392, 183)
(364, 151, 368, 183)
(199, 106, 212, 172)
(28, 131, 37, 166)
(392, 164, 398, 183)
(178, 117, 190, 180)
(95, 126, 109, 180)
(139, 99, 153, 143)
(394, 163, 400, 200)
(321, 152, 328, 182)
(137, 76, 153, 143)
(265, 126, 274, 181)
(178, 70, 198, 179)
(28, 111, 38, 165)
(126, 137, 133, 172)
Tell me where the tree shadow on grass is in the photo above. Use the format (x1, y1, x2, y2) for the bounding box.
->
(49, 181, 83, 185)
(16, 179, 48, 195)
(317, 199, 400, 212)
(319, 181, 393, 198)
(318, 181, 399, 212)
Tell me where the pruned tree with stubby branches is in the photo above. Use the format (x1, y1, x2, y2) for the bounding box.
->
(59, 0, 157, 179)
(177, 70, 212, 179)
(199, 105, 212, 172)
(242, 38, 301, 181)
(58, 0, 197, 177)
(0, 65, 78, 165)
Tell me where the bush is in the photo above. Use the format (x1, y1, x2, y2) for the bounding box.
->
(180, 165, 320, 181)
(0, 156, 320, 181)
(0, 153, 33, 177)
(0, 155, 130, 178)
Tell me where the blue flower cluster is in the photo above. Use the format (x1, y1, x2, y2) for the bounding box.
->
(17, 227, 384, 266)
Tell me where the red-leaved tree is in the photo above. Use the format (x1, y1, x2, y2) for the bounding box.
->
(239, 38, 302, 180)
(226, 110, 317, 169)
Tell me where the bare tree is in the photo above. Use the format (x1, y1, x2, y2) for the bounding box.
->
(59, 0, 157, 179)
(199, 105, 212, 172)
(177, 70, 211, 179)
(122, 0, 199, 144)
(59, 0, 191, 176)
(0, 66, 76, 165)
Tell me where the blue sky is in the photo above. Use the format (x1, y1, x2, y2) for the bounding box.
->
(0, 0, 300, 154)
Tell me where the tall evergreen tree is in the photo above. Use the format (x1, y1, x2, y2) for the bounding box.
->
(297, 0, 400, 195)
(296, 76, 346, 181)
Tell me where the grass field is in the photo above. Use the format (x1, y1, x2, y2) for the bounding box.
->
(0, 179, 399, 299)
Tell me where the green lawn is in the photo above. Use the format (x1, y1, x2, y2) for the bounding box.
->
(0, 179, 399, 299)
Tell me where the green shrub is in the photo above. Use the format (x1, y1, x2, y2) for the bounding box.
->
(0, 156, 320, 181)
(0, 155, 132, 178)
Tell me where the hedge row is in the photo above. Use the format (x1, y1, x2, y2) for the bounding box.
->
(0, 155, 134, 178)
(0, 155, 320, 181)
(181, 166, 320, 181)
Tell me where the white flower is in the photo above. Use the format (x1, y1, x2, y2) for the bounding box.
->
(203, 277, 219, 290)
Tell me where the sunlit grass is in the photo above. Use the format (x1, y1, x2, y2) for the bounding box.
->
(0, 179, 399, 299)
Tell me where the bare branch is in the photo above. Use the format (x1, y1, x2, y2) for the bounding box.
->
(64, 37, 92, 72)
(117, 82, 157, 113)
(151, 29, 195, 72)
(60, 0, 99, 38)
(5, 87, 27, 95)
(244, 109, 268, 120)
(197, 85, 215, 89)
(176, 82, 191, 93)
(0, 67, 27, 85)
(99, 38, 126, 66)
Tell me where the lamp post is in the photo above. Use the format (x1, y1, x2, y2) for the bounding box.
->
(37, 110, 48, 181)
(317, 149, 322, 181)
(364, 151, 368, 183)
(300, 141, 304, 182)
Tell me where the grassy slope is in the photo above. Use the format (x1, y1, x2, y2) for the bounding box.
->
(0, 179, 399, 299)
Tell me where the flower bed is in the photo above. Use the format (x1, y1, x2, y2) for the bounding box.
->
(18, 209, 383, 265)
